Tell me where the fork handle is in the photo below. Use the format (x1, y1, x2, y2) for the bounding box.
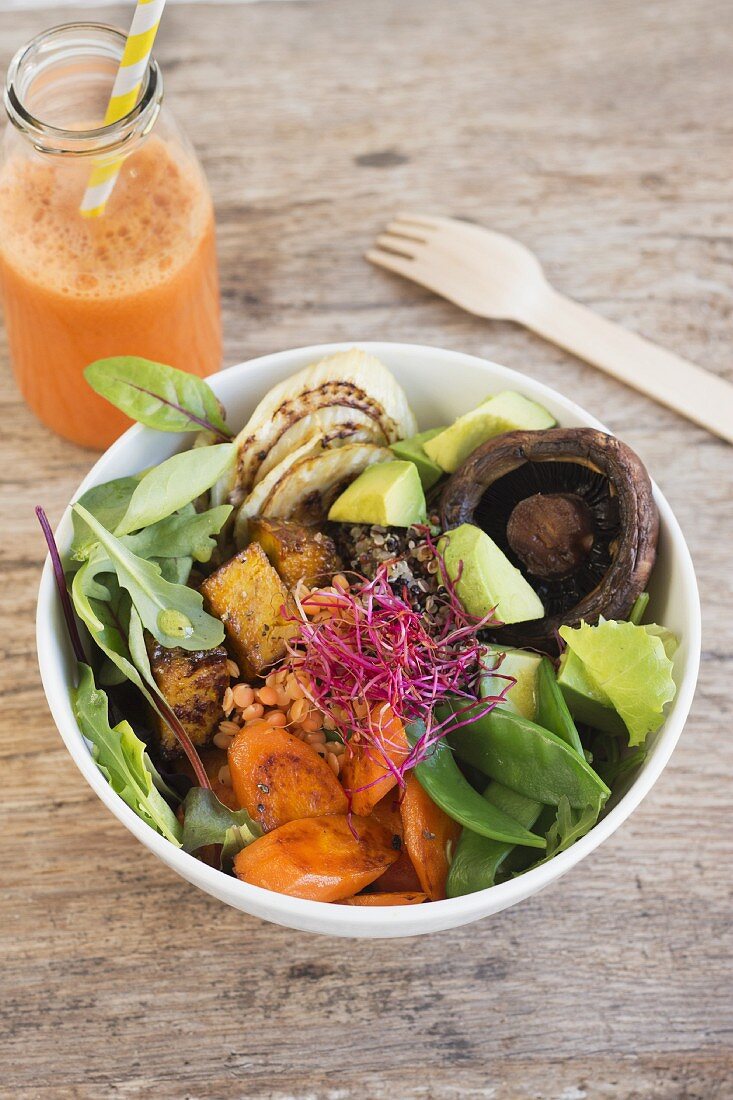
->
(524, 288, 733, 444)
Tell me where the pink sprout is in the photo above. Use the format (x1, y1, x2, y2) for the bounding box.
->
(284, 532, 515, 793)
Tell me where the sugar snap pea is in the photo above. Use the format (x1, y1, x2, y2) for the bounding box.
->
(446, 782, 543, 897)
(536, 656, 584, 757)
(446, 703, 610, 810)
(405, 721, 545, 850)
(499, 804, 559, 878)
(446, 658, 584, 898)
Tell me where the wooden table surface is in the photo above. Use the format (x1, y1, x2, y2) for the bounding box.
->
(2, 1, 731, 1096)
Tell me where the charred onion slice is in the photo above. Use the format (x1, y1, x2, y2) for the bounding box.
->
(440, 428, 659, 652)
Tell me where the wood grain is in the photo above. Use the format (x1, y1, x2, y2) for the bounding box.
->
(1, 1, 731, 1096)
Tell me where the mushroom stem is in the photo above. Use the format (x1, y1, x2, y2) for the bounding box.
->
(506, 492, 594, 579)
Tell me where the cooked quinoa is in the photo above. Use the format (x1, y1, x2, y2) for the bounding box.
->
(328, 518, 451, 628)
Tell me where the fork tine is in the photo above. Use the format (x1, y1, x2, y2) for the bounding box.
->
(385, 220, 429, 243)
(395, 212, 442, 229)
(374, 233, 421, 258)
(365, 247, 417, 279)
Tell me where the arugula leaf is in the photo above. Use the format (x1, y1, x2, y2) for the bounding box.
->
(157, 556, 194, 585)
(123, 504, 231, 563)
(559, 619, 676, 747)
(127, 605, 156, 682)
(70, 489, 227, 587)
(74, 663, 182, 845)
(84, 356, 233, 439)
(115, 444, 236, 535)
(182, 787, 261, 870)
(545, 796, 599, 858)
(73, 504, 224, 651)
(72, 548, 155, 699)
(145, 752, 182, 802)
(591, 731, 648, 788)
(70, 477, 140, 561)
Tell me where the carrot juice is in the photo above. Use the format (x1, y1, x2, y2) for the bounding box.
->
(0, 25, 221, 449)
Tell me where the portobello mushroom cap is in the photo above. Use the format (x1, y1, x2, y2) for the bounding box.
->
(440, 428, 659, 652)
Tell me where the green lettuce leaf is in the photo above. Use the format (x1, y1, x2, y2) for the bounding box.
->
(73, 663, 182, 846)
(181, 787, 262, 871)
(559, 619, 676, 747)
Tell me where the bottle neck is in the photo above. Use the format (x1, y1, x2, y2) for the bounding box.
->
(4, 22, 162, 159)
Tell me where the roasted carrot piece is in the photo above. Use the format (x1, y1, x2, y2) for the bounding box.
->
(228, 721, 347, 831)
(372, 850, 423, 893)
(370, 791, 403, 840)
(340, 892, 427, 906)
(233, 815, 398, 901)
(340, 706, 410, 816)
(401, 773, 462, 901)
(369, 791, 423, 892)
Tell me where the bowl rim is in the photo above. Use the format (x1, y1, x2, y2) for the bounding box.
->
(36, 341, 701, 935)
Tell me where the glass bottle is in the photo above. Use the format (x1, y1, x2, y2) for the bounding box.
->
(0, 23, 222, 449)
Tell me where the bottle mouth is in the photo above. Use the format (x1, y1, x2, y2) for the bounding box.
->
(4, 22, 163, 157)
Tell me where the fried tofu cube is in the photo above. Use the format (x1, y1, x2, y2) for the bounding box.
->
(248, 517, 341, 589)
(147, 638, 229, 760)
(200, 543, 298, 679)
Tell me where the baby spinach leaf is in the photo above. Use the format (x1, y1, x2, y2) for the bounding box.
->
(74, 663, 182, 845)
(115, 444, 236, 535)
(123, 504, 231, 563)
(182, 787, 261, 870)
(73, 504, 225, 651)
(70, 477, 140, 561)
(84, 356, 233, 439)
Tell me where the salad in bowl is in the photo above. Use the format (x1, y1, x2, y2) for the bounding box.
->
(37, 344, 699, 934)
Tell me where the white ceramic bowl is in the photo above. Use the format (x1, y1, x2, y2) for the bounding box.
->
(37, 343, 701, 938)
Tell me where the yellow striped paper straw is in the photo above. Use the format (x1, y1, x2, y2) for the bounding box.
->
(80, 0, 166, 218)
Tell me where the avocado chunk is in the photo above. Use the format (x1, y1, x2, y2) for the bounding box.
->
(328, 459, 427, 527)
(424, 391, 556, 473)
(390, 427, 445, 490)
(556, 649, 627, 735)
(438, 523, 545, 625)
(480, 646, 543, 720)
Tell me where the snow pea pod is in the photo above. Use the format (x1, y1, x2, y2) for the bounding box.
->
(446, 703, 610, 810)
(405, 721, 545, 850)
(446, 782, 543, 897)
(536, 657, 584, 757)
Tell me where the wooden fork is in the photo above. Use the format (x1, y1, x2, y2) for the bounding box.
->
(367, 214, 733, 444)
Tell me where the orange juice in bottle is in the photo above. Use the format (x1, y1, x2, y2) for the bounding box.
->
(0, 24, 221, 449)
